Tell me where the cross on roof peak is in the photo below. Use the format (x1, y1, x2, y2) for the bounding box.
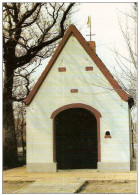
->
(86, 16, 96, 41)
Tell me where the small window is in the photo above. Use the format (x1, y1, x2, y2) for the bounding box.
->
(58, 67, 66, 72)
(106, 131, 110, 135)
(104, 131, 111, 138)
(85, 66, 93, 71)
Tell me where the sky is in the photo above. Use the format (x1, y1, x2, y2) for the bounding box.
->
(33, 2, 135, 80)
(75, 3, 134, 69)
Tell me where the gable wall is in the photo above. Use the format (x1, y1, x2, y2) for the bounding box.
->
(26, 35, 130, 165)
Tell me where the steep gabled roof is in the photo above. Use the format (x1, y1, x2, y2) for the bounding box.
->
(24, 24, 130, 105)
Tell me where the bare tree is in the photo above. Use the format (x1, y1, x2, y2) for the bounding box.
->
(13, 60, 43, 163)
(14, 102, 26, 162)
(114, 3, 137, 104)
(3, 2, 75, 168)
(113, 3, 137, 158)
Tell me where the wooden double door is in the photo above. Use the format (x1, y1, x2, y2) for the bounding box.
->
(55, 108, 98, 169)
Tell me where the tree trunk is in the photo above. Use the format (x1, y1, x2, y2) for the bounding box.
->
(21, 129, 26, 159)
(3, 61, 18, 168)
(131, 122, 135, 158)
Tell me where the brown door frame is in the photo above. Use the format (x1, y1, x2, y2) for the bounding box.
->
(51, 103, 102, 164)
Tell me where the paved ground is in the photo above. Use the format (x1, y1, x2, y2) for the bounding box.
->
(3, 166, 137, 193)
(80, 180, 136, 193)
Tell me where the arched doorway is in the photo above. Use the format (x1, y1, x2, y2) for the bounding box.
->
(52, 104, 101, 169)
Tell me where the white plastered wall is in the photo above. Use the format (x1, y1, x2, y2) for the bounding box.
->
(26, 35, 130, 170)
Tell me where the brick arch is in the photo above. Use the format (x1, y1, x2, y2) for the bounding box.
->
(51, 103, 102, 164)
(51, 103, 102, 119)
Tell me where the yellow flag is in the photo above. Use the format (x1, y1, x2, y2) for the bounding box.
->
(87, 16, 91, 27)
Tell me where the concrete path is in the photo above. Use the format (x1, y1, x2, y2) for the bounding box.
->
(13, 180, 86, 193)
(3, 167, 137, 193)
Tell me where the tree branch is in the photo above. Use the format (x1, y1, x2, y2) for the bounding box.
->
(17, 3, 41, 28)
(14, 3, 75, 69)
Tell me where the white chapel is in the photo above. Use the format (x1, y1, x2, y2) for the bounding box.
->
(24, 25, 134, 172)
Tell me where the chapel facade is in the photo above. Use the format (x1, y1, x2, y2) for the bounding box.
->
(24, 25, 133, 172)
